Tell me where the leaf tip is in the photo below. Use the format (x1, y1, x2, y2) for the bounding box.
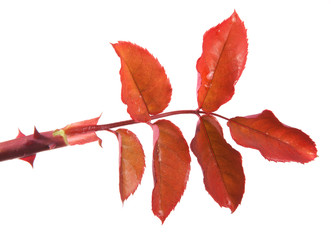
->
(110, 42, 117, 48)
(152, 208, 168, 224)
(229, 202, 240, 213)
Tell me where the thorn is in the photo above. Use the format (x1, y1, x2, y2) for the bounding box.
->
(16, 129, 26, 138)
(20, 154, 36, 168)
(33, 127, 42, 139)
(15, 129, 37, 167)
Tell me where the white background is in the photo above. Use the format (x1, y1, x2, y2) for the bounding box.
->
(0, 0, 330, 239)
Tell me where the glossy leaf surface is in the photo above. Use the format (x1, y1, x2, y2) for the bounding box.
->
(115, 129, 145, 202)
(151, 120, 191, 223)
(112, 41, 172, 122)
(191, 115, 245, 212)
(228, 110, 317, 163)
(196, 11, 248, 112)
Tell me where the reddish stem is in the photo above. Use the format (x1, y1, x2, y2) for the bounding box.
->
(67, 110, 201, 134)
(0, 110, 229, 162)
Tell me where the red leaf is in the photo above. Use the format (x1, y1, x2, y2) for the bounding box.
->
(190, 115, 245, 212)
(227, 110, 317, 163)
(112, 42, 172, 122)
(115, 129, 145, 202)
(58, 116, 101, 146)
(196, 11, 248, 112)
(151, 120, 191, 223)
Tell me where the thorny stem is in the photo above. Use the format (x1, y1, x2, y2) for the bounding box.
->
(0, 110, 230, 162)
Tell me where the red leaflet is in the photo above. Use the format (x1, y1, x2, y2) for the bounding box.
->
(191, 115, 245, 212)
(151, 120, 191, 223)
(227, 110, 317, 163)
(112, 42, 172, 122)
(115, 129, 145, 202)
(196, 11, 248, 112)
